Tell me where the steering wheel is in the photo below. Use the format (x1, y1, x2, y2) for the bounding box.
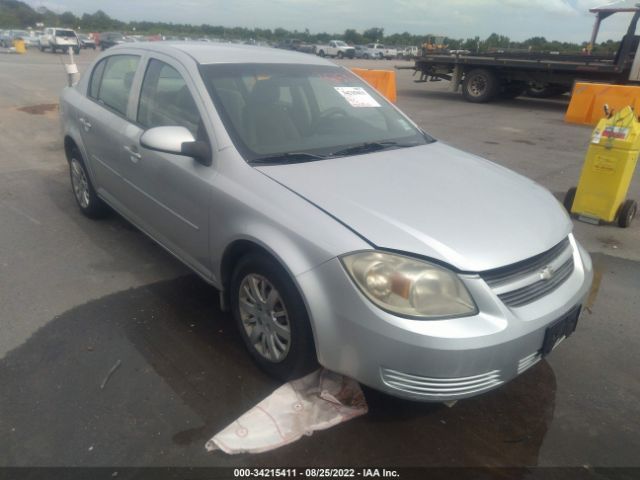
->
(313, 107, 349, 131)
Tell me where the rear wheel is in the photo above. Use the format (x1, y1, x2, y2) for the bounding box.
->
(363, 53, 370, 59)
(337, 51, 344, 59)
(618, 199, 637, 228)
(230, 253, 318, 380)
(318, 50, 325, 57)
(462, 68, 498, 103)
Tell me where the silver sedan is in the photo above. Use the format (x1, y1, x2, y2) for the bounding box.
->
(59, 43, 592, 401)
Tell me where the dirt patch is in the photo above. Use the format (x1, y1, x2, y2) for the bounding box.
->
(17, 103, 58, 115)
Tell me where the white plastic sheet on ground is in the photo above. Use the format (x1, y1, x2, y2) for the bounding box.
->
(205, 369, 368, 454)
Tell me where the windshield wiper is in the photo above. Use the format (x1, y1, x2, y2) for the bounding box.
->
(328, 141, 416, 158)
(249, 152, 327, 165)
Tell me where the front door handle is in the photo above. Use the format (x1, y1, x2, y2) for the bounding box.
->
(78, 117, 92, 131)
(124, 145, 142, 162)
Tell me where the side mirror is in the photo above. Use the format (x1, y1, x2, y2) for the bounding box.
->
(140, 126, 212, 166)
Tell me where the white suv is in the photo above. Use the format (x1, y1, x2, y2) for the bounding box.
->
(39, 27, 80, 54)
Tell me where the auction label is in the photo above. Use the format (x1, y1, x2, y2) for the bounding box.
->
(334, 87, 381, 107)
(234, 467, 400, 478)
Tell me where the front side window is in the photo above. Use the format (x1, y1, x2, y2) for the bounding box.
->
(138, 59, 202, 138)
(93, 55, 140, 116)
(200, 63, 431, 162)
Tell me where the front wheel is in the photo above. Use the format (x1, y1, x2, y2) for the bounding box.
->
(68, 148, 109, 219)
(230, 253, 318, 380)
(462, 68, 498, 103)
(563, 187, 577, 213)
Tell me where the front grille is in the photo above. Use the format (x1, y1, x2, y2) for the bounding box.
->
(482, 238, 570, 288)
(480, 237, 575, 307)
(498, 258, 574, 307)
(380, 368, 503, 398)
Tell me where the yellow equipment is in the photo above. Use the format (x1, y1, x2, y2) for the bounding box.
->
(13, 39, 26, 54)
(565, 105, 638, 227)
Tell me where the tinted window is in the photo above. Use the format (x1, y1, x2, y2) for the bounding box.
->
(96, 55, 140, 115)
(56, 30, 76, 37)
(137, 59, 202, 138)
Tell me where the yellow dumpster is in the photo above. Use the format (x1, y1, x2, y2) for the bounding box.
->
(565, 105, 638, 227)
(13, 39, 26, 54)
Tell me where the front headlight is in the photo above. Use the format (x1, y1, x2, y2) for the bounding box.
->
(341, 251, 477, 319)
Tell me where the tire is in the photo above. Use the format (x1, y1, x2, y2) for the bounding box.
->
(39, 44, 44, 52)
(68, 148, 109, 219)
(563, 187, 577, 213)
(618, 199, 637, 228)
(462, 68, 498, 103)
(74, 47, 80, 55)
(230, 252, 318, 380)
(337, 51, 344, 59)
(363, 53, 369, 59)
(318, 50, 325, 57)
(92, 45, 96, 50)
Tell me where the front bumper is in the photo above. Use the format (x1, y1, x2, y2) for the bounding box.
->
(296, 239, 593, 401)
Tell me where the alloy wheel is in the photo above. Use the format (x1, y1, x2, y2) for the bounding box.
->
(238, 273, 291, 362)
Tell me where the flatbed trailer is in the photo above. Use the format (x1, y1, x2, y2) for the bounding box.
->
(402, 6, 640, 102)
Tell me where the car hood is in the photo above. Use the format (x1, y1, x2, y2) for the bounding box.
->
(256, 142, 572, 272)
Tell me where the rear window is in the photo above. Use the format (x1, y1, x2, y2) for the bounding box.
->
(56, 30, 76, 37)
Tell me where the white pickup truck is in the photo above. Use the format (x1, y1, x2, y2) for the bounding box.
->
(316, 40, 355, 59)
(39, 27, 80, 54)
(364, 43, 397, 60)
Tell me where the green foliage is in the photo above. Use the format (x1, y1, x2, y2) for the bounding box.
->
(0, 0, 622, 53)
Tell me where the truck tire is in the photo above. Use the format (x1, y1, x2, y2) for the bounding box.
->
(318, 49, 325, 57)
(337, 51, 344, 59)
(462, 69, 498, 103)
(363, 53, 370, 59)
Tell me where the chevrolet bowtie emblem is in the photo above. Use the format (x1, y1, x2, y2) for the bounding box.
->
(539, 265, 555, 280)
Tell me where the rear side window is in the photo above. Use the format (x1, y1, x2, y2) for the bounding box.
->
(91, 55, 140, 116)
(137, 59, 202, 138)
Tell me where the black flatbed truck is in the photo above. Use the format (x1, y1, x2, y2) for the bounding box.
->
(402, 6, 640, 102)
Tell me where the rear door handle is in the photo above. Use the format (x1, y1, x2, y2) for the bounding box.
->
(78, 117, 92, 131)
(124, 145, 142, 162)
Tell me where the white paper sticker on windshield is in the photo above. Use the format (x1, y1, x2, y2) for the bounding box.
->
(334, 87, 381, 108)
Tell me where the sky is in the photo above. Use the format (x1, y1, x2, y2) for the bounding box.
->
(25, 0, 640, 42)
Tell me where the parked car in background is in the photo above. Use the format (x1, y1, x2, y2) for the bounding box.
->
(60, 42, 592, 401)
(354, 45, 367, 58)
(315, 40, 355, 58)
(78, 34, 96, 50)
(39, 27, 80, 53)
(98, 32, 127, 50)
(276, 38, 316, 54)
(364, 43, 397, 59)
(1, 29, 34, 48)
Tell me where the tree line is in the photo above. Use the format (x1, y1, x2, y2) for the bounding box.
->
(0, 0, 621, 54)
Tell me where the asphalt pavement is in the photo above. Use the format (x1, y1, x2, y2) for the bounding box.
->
(0, 48, 638, 470)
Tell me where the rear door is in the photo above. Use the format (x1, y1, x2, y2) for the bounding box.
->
(119, 55, 214, 278)
(77, 53, 143, 214)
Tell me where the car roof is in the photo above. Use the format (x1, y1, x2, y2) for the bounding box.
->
(109, 42, 335, 66)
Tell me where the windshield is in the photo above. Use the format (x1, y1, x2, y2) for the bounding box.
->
(56, 30, 76, 37)
(200, 63, 432, 162)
